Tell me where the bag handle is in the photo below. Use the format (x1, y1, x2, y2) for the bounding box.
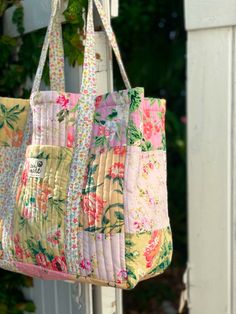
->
(32, 0, 65, 93)
(49, 0, 65, 91)
(32, 0, 131, 95)
(79, 0, 131, 94)
(94, 0, 131, 89)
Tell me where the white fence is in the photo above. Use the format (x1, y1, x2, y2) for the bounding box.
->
(185, 0, 236, 313)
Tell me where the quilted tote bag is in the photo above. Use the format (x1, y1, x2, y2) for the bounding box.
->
(0, 0, 173, 290)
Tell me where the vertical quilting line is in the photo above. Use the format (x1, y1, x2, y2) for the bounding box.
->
(60, 149, 69, 260)
(61, 149, 72, 270)
(46, 95, 51, 145)
(42, 102, 47, 146)
(52, 150, 61, 260)
(52, 98, 57, 146)
(111, 146, 124, 282)
(45, 99, 48, 145)
(51, 98, 54, 146)
(49, 96, 53, 145)
(104, 148, 113, 281)
(110, 148, 118, 283)
(57, 95, 61, 147)
(96, 150, 105, 231)
(124, 93, 133, 285)
(58, 95, 66, 147)
(54, 97, 59, 146)
(54, 148, 64, 260)
(101, 149, 112, 282)
(107, 148, 115, 283)
(44, 96, 48, 145)
(53, 151, 59, 264)
(48, 147, 55, 261)
(93, 150, 105, 281)
(42, 146, 49, 258)
(57, 96, 63, 147)
(59, 148, 72, 262)
(40, 146, 47, 257)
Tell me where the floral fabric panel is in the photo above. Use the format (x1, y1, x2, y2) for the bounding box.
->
(0, 97, 30, 272)
(12, 145, 73, 275)
(124, 148, 169, 233)
(0, 97, 29, 147)
(75, 232, 126, 284)
(0, 146, 27, 268)
(31, 91, 79, 147)
(91, 89, 141, 151)
(142, 98, 166, 151)
(79, 148, 126, 234)
(125, 227, 172, 288)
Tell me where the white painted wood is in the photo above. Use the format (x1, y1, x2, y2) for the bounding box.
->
(4, 0, 55, 37)
(187, 26, 233, 313)
(110, 0, 119, 18)
(185, 0, 236, 30)
(93, 287, 122, 314)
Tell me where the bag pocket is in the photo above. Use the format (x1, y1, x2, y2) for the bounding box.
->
(13, 145, 73, 273)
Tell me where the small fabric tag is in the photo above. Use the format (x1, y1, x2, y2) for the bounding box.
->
(29, 159, 46, 178)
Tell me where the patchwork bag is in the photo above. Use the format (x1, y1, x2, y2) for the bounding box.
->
(0, 0, 173, 289)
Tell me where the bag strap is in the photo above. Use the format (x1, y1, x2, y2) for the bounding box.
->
(32, 0, 130, 94)
(94, 0, 131, 89)
(49, 0, 65, 91)
(79, 0, 131, 94)
(32, 0, 65, 93)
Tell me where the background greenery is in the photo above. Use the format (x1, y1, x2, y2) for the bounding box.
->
(0, 0, 186, 313)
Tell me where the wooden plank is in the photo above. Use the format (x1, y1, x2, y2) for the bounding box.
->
(94, 287, 122, 314)
(187, 27, 233, 313)
(232, 26, 236, 314)
(110, 0, 119, 18)
(3, 0, 53, 37)
(185, 0, 236, 30)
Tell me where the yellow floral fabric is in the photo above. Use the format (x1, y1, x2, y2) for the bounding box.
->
(0, 97, 29, 147)
(13, 145, 73, 272)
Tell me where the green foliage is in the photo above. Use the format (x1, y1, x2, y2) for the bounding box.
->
(12, 4, 24, 35)
(0, 0, 87, 97)
(0, 270, 35, 314)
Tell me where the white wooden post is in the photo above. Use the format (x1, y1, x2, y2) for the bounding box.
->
(185, 1, 236, 313)
(3, 1, 122, 313)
